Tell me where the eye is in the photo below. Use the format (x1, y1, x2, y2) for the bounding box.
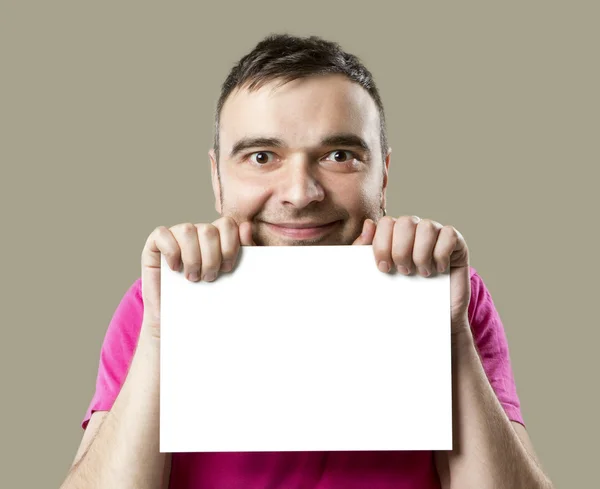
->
(325, 150, 356, 163)
(248, 151, 274, 165)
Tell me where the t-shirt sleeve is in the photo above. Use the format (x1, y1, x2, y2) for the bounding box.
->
(81, 278, 144, 430)
(467, 267, 525, 427)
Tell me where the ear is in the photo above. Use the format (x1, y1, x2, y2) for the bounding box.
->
(380, 147, 391, 211)
(209, 148, 222, 214)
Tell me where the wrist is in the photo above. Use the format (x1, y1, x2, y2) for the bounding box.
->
(451, 323, 474, 349)
(135, 322, 162, 366)
(140, 317, 161, 343)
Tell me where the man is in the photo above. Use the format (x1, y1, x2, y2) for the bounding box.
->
(61, 34, 554, 488)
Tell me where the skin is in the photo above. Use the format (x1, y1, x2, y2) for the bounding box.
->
(62, 73, 553, 489)
(210, 74, 388, 248)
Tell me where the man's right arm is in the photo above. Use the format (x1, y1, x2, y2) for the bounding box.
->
(61, 218, 253, 488)
(60, 327, 171, 489)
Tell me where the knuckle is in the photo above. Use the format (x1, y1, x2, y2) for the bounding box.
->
(217, 218, 240, 245)
(221, 245, 238, 261)
(198, 223, 219, 239)
(412, 253, 431, 266)
(203, 262, 220, 273)
(396, 215, 416, 227)
(391, 250, 410, 264)
(442, 224, 456, 234)
(443, 225, 460, 242)
(219, 216, 238, 229)
(185, 258, 202, 270)
(379, 216, 395, 227)
(419, 219, 436, 230)
(147, 226, 176, 251)
(433, 252, 445, 264)
(173, 222, 196, 236)
(153, 225, 169, 237)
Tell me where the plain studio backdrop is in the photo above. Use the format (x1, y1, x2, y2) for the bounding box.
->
(1, 1, 598, 487)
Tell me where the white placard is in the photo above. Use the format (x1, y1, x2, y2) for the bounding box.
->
(160, 245, 452, 452)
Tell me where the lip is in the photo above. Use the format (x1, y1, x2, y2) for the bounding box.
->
(263, 220, 341, 239)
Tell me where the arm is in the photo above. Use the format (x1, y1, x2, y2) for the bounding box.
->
(61, 325, 171, 489)
(365, 216, 552, 487)
(433, 329, 554, 489)
(61, 219, 245, 488)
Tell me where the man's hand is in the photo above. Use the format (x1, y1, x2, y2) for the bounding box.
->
(140, 217, 255, 338)
(354, 216, 471, 335)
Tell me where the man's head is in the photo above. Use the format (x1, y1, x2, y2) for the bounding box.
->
(209, 34, 391, 246)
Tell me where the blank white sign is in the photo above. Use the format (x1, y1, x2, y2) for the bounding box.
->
(160, 245, 452, 453)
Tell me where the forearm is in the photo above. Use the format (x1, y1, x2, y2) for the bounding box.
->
(445, 329, 552, 489)
(62, 328, 170, 489)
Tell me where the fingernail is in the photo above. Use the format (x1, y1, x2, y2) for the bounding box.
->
(418, 266, 430, 277)
(188, 271, 199, 281)
(221, 261, 232, 272)
(378, 261, 391, 273)
(437, 263, 446, 273)
(397, 265, 410, 275)
(203, 272, 217, 282)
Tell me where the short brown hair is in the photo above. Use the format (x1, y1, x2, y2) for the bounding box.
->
(213, 33, 388, 170)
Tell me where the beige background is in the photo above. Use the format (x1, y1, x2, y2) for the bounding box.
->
(2, 1, 598, 487)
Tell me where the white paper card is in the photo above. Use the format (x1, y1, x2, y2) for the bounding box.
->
(160, 245, 452, 452)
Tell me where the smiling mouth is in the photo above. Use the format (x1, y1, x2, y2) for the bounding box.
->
(262, 220, 341, 239)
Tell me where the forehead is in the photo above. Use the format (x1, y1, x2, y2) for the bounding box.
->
(219, 74, 380, 150)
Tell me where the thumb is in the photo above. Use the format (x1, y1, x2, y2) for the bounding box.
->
(352, 218, 376, 245)
(239, 221, 256, 246)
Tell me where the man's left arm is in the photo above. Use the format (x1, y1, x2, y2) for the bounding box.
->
(433, 328, 553, 489)
(359, 215, 555, 489)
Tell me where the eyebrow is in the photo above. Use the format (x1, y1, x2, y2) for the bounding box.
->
(228, 133, 372, 159)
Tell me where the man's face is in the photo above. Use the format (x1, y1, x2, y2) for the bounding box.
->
(209, 74, 390, 246)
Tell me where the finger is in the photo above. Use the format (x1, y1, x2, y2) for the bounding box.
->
(433, 225, 461, 273)
(372, 216, 396, 272)
(142, 225, 182, 272)
(412, 219, 443, 277)
(239, 221, 256, 246)
(196, 223, 222, 281)
(391, 216, 419, 274)
(352, 218, 376, 245)
(213, 216, 240, 272)
(141, 226, 182, 324)
(170, 223, 202, 281)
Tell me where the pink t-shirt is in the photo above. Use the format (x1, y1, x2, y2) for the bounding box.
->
(82, 266, 524, 489)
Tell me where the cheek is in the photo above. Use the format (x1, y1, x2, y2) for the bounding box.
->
(329, 173, 379, 212)
(360, 181, 382, 209)
(222, 176, 271, 218)
(360, 170, 384, 204)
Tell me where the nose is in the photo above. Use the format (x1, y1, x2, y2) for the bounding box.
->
(278, 158, 325, 209)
